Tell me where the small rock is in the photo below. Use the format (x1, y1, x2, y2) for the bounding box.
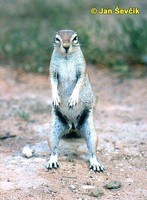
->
(125, 178, 133, 184)
(89, 188, 104, 197)
(81, 185, 95, 190)
(46, 188, 52, 194)
(86, 181, 92, 185)
(104, 181, 121, 190)
(22, 144, 34, 158)
(69, 185, 76, 191)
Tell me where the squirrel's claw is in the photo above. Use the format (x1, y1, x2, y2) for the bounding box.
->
(52, 93, 60, 107)
(90, 163, 105, 172)
(68, 105, 73, 110)
(68, 93, 79, 108)
(45, 161, 59, 170)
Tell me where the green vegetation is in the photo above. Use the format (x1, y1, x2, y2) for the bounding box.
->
(0, 0, 146, 75)
(17, 111, 30, 121)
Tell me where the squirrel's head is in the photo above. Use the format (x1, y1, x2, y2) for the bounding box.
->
(54, 30, 80, 55)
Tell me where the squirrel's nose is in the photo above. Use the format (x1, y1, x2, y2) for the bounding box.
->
(63, 46, 69, 52)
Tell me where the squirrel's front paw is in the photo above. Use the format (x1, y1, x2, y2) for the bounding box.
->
(68, 92, 79, 108)
(52, 93, 60, 107)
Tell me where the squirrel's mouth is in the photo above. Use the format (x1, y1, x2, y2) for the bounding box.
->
(57, 46, 77, 55)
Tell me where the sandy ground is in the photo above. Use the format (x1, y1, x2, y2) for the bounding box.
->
(0, 66, 147, 200)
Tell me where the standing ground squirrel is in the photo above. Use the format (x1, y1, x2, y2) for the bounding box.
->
(46, 30, 105, 172)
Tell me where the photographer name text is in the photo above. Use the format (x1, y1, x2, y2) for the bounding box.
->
(90, 6, 140, 15)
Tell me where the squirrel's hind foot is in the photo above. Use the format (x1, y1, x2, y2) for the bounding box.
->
(89, 156, 105, 173)
(45, 161, 59, 170)
(45, 155, 59, 170)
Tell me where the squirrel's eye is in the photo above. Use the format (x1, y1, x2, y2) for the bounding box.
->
(55, 38, 60, 44)
(72, 36, 78, 43)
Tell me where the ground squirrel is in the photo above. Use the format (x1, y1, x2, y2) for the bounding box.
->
(46, 30, 105, 172)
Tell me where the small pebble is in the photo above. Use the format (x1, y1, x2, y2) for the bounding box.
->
(86, 181, 92, 185)
(69, 185, 76, 191)
(22, 144, 34, 158)
(104, 181, 121, 190)
(89, 188, 104, 197)
(81, 185, 95, 190)
(125, 178, 133, 184)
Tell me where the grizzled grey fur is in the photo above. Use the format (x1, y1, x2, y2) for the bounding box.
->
(46, 30, 105, 172)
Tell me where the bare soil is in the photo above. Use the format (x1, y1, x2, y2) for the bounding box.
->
(0, 66, 147, 200)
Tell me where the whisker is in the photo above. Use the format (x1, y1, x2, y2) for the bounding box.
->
(45, 43, 54, 51)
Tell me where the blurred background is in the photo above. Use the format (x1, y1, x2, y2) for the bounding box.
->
(0, 0, 147, 76)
